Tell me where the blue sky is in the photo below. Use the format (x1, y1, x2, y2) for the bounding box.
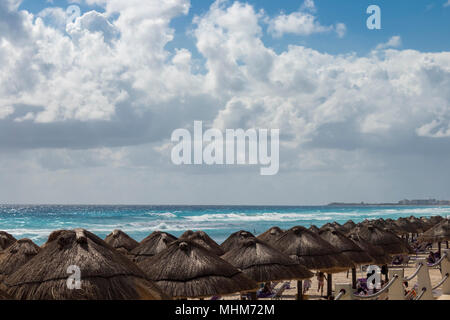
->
(20, 0, 450, 56)
(2, 0, 450, 204)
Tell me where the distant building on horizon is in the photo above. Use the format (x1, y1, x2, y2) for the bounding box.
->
(398, 199, 450, 205)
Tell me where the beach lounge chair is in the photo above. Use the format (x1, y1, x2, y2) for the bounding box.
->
(357, 278, 368, 292)
(256, 282, 279, 298)
(270, 282, 290, 300)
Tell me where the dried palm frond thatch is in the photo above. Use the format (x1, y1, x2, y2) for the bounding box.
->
(257, 227, 284, 245)
(220, 230, 255, 253)
(4, 229, 170, 300)
(222, 237, 313, 283)
(320, 222, 344, 233)
(0, 231, 16, 251)
(341, 220, 357, 234)
(318, 229, 373, 266)
(347, 233, 391, 265)
(309, 225, 320, 234)
(0, 288, 13, 300)
(419, 219, 450, 243)
(130, 231, 177, 263)
(351, 224, 412, 255)
(394, 217, 418, 234)
(180, 230, 224, 256)
(104, 230, 139, 253)
(407, 216, 427, 233)
(272, 226, 354, 273)
(138, 240, 258, 299)
(0, 239, 40, 280)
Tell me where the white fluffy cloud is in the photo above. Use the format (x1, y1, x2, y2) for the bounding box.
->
(376, 36, 402, 50)
(267, 1, 346, 38)
(1, 0, 450, 203)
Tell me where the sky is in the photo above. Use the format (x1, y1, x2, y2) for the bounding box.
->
(1, 0, 450, 205)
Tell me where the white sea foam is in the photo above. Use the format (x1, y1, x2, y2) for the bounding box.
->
(183, 208, 450, 223)
(145, 212, 177, 218)
(185, 212, 336, 222)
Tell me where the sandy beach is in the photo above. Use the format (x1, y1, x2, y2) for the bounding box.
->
(217, 255, 445, 300)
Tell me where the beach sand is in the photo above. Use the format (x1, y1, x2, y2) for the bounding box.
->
(219, 245, 448, 300)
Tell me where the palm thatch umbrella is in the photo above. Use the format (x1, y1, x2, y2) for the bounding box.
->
(309, 225, 320, 234)
(395, 217, 417, 235)
(319, 228, 373, 265)
(0, 231, 16, 251)
(320, 222, 344, 233)
(419, 217, 435, 232)
(347, 233, 392, 265)
(130, 231, 177, 263)
(138, 240, 258, 299)
(382, 219, 407, 236)
(429, 215, 445, 226)
(222, 236, 313, 299)
(180, 230, 224, 256)
(257, 227, 284, 245)
(353, 224, 412, 255)
(272, 226, 353, 298)
(407, 216, 426, 234)
(104, 230, 139, 254)
(273, 226, 353, 272)
(0, 288, 12, 300)
(319, 228, 373, 289)
(341, 220, 357, 234)
(4, 229, 170, 300)
(0, 239, 40, 281)
(220, 230, 255, 253)
(419, 219, 450, 255)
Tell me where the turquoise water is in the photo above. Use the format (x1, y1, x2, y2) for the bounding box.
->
(0, 205, 449, 245)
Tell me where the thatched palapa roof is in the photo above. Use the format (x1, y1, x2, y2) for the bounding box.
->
(104, 230, 139, 253)
(272, 226, 354, 273)
(0, 231, 16, 251)
(4, 229, 170, 300)
(180, 230, 224, 256)
(130, 231, 177, 263)
(394, 218, 418, 234)
(257, 227, 284, 245)
(347, 233, 391, 265)
(138, 240, 258, 299)
(407, 216, 426, 233)
(341, 220, 357, 234)
(419, 219, 450, 243)
(221, 237, 313, 283)
(220, 230, 255, 253)
(351, 224, 412, 255)
(0, 239, 40, 280)
(318, 228, 373, 266)
(320, 222, 344, 233)
(0, 288, 13, 300)
(309, 225, 320, 234)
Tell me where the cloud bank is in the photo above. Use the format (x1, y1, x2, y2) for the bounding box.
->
(0, 0, 450, 204)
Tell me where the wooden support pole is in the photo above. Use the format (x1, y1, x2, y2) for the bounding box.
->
(297, 280, 303, 300)
(327, 273, 333, 298)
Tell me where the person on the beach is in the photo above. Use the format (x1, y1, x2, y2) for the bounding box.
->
(303, 279, 312, 294)
(427, 251, 436, 264)
(317, 272, 327, 296)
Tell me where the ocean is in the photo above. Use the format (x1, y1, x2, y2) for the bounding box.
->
(0, 204, 449, 246)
